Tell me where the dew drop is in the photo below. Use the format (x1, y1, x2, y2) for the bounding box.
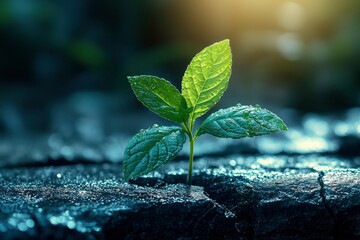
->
(17, 222, 28, 232)
(67, 220, 76, 229)
(229, 159, 237, 167)
(25, 219, 35, 228)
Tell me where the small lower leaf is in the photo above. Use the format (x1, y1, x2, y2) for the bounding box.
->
(196, 104, 288, 139)
(123, 125, 186, 181)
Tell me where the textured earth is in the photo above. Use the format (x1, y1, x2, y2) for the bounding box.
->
(0, 154, 359, 240)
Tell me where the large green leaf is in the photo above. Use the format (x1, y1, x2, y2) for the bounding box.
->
(196, 104, 288, 139)
(123, 125, 186, 181)
(129, 75, 189, 123)
(182, 39, 232, 121)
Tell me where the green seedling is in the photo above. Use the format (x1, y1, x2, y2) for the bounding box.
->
(123, 39, 288, 184)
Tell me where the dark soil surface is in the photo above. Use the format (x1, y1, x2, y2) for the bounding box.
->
(0, 155, 359, 239)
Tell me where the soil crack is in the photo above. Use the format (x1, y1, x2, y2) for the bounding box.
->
(192, 189, 237, 234)
(203, 190, 237, 219)
(317, 171, 339, 239)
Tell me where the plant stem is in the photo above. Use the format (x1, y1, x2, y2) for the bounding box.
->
(183, 120, 195, 185)
(187, 136, 194, 185)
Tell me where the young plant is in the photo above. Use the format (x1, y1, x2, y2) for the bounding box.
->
(123, 39, 287, 184)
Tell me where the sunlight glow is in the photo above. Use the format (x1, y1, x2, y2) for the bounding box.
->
(277, 2, 305, 31)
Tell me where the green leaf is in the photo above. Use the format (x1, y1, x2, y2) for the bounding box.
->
(182, 39, 232, 121)
(196, 104, 288, 139)
(129, 75, 189, 123)
(123, 125, 186, 181)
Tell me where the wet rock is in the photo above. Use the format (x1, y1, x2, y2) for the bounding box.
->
(322, 170, 360, 238)
(194, 171, 333, 239)
(0, 164, 237, 240)
(0, 155, 359, 239)
(134, 155, 360, 239)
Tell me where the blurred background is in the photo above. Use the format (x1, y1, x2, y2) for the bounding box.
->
(0, 0, 360, 166)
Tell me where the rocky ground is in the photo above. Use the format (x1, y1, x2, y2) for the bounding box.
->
(0, 154, 359, 239)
